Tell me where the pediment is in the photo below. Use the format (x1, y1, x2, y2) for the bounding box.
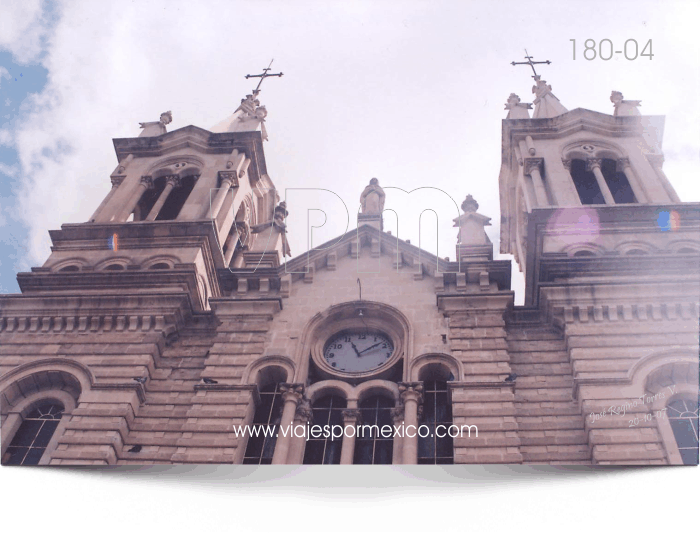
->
(282, 224, 451, 282)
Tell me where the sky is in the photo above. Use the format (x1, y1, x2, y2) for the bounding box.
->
(0, 0, 700, 530)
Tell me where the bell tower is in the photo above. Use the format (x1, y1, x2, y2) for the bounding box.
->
(18, 72, 290, 314)
(499, 63, 696, 306)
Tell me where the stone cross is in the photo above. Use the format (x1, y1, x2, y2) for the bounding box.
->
(245, 59, 284, 95)
(511, 49, 552, 78)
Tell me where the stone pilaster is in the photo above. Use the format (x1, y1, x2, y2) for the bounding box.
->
(438, 293, 522, 463)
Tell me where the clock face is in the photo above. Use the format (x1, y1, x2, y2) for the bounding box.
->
(323, 331, 394, 373)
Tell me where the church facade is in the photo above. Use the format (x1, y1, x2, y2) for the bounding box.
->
(1, 76, 698, 466)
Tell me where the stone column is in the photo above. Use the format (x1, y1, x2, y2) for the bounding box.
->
(223, 227, 241, 266)
(524, 158, 548, 207)
(647, 154, 681, 203)
(208, 171, 239, 220)
(339, 408, 361, 465)
(586, 159, 616, 205)
(288, 399, 312, 464)
(90, 175, 124, 222)
(271, 383, 304, 465)
(118, 175, 153, 221)
(146, 175, 180, 221)
(390, 406, 405, 464)
(617, 158, 648, 203)
(398, 382, 423, 465)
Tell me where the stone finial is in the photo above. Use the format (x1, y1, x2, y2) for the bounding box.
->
(504, 93, 533, 119)
(610, 91, 641, 117)
(461, 194, 479, 213)
(210, 93, 269, 140)
(453, 194, 492, 261)
(138, 110, 173, 137)
(360, 178, 386, 214)
(532, 76, 568, 118)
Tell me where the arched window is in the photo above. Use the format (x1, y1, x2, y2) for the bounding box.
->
(570, 159, 606, 205)
(156, 174, 197, 220)
(417, 380, 454, 464)
(302, 395, 346, 465)
(134, 174, 198, 221)
(569, 158, 637, 205)
(242, 382, 284, 464)
(599, 158, 636, 204)
(3, 401, 64, 466)
(416, 363, 455, 464)
(354, 395, 394, 464)
(667, 398, 699, 465)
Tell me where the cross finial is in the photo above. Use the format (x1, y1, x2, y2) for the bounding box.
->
(511, 49, 551, 78)
(245, 59, 284, 95)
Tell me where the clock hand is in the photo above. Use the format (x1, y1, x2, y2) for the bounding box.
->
(358, 342, 383, 355)
(349, 341, 362, 357)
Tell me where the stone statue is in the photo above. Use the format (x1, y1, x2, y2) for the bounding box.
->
(139, 111, 172, 137)
(232, 91, 269, 140)
(273, 201, 288, 228)
(610, 91, 641, 117)
(532, 76, 568, 118)
(274, 202, 291, 257)
(235, 93, 261, 117)
(504, 93, 532, 119)
(360, 178, 386, 214)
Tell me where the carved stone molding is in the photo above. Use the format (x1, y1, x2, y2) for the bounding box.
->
(398, 381, 424, 405)
(389, 406, 404, 423)
(524, 157, 544, 176)
(295, 399, 312, 423)
(341, 408, 362, 424)
(279, 383, 305, 404)
(218, 170, 240, 188)
(561, 158, 572, 171)
(551, 302, 699, 326)
(165, 175, 182, 188)
(585, 158, 602, 172)
(140, 175, 154, 188)
(110, 176, 125, 188)
(0, 314, 171, 334)
(617, 157, 631, 172)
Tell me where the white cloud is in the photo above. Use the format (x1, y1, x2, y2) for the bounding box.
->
(0, 129, 12, 146)
(0, 0, 50, 63)
(1, 0, 698, 289)
(0, 162, 18, 177)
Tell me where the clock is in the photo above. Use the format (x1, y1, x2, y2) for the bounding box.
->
(323, 331, 394, 373)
